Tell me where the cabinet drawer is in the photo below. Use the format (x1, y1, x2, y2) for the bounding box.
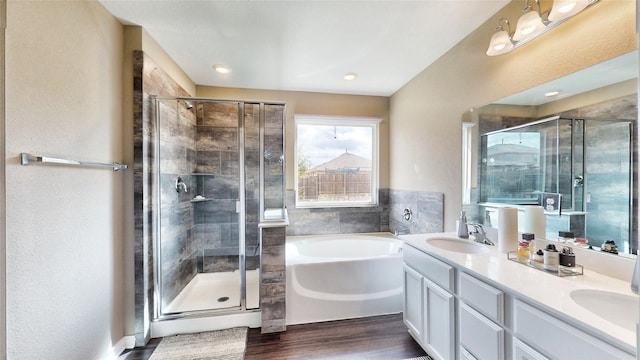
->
(512, 338, 549, 360)
(514, 300, 634, 360)
(460, 347, 478, 360)
(403, 244, 455, 292)
(459, 302, 504, 360)
(459, 272, 504, 324)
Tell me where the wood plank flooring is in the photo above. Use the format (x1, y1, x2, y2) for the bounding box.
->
(245, 314, 428, 360)
(120, 314, 428, 360)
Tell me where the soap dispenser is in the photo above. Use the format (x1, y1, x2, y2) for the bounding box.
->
(457, 211, 469, 239)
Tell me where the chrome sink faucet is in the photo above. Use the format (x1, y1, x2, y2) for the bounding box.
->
(470, 224, 494, 246)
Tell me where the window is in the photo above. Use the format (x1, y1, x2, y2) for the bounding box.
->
(462, 122, 475, 204)
(295, 115, 380, 207)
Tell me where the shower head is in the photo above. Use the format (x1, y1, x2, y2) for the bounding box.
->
(184, 101, 193, 110)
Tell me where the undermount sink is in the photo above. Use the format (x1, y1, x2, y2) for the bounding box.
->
(570, 289, 638, 332)
(426, 237, 489, 254)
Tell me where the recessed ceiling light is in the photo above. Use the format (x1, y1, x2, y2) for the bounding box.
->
(545, 91, 560, 97)
(343, 72, 357, 81)
(213, 64, 231, 74)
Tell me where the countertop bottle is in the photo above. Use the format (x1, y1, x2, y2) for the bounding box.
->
(457, 211, 469, 239)
(533, 249, 544, 263)
(558, 231, 575, 244)
(543, 244, 559, 272)
(518, 233, 534, 262)
(559, 246, 576, 267)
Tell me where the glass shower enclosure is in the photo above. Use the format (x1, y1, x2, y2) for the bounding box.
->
(479, 116, 634, 253)
(152, 97, 285, 318)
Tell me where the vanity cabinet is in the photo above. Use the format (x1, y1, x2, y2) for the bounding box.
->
(423, 277, 455, 360)
(512, 338, 549, 360)
(402, 241, 636, 360)
(403, 245, 456, 360)
(458, 273, 505, 360)
(403, 264, 423, 338)
(513, 300, 634, 360)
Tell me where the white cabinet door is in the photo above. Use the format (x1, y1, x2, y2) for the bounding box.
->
(423, 277, 455, 360)
(459, 302, 504, 360)
(403, 264, 424, 340)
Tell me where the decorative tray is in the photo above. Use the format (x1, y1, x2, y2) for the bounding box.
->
(507, 251, 583, 277)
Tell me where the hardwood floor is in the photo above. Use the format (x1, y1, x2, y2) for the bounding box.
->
(245, 314, 428, 360)
(120, 314, 428, 360)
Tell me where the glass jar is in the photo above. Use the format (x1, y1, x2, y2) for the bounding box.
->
(518, 233, 535, 262)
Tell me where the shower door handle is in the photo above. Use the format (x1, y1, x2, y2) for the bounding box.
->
(235, 200, 241, 213)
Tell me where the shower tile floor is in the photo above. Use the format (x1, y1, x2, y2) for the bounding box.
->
(165, 269, 259, 313)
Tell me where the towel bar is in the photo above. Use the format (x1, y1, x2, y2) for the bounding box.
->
(20, 153, 128, 171)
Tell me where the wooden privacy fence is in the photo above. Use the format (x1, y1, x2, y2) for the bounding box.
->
(299, 173, 371, 200)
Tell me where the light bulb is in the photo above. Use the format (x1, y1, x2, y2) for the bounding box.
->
(548, 0, 590, 21)
(513, 10, 546, 42)
(486, 30, 514, 56)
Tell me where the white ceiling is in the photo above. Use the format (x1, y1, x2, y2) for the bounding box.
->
(100, 0, 509, 96)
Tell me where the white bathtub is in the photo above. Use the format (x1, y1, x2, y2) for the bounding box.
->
(285, 232, 404, 325)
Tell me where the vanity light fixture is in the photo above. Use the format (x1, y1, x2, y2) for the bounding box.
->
(344, 72, 358, 81)
(486, 18, 514, 56)
(512, 0, 546, 42)
(486, 0, 598, 56)
(548, 0, 590, 21)
(213, 64, 231, 74)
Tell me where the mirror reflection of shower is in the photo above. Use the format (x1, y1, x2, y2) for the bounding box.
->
(479, 116, 634, 253)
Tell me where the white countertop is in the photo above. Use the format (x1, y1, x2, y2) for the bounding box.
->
(400, 232, 638, 354)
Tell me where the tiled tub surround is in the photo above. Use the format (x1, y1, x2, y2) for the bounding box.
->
(389, 189, 444, 234)
(285, 189, 444, 236)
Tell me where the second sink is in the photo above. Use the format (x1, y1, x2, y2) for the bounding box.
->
(426, 237, 489, 254)
(570, 289, 638, 332)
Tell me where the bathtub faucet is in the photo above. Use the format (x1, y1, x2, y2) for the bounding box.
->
(394, 227, 410, 236)
(470, 224, 494, 246)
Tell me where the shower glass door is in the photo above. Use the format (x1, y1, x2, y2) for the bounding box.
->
(243, 102, 260, 310)
(155, 98, 244, 316)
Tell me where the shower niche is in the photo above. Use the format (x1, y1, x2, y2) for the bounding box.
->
(152, 97, 285, 318)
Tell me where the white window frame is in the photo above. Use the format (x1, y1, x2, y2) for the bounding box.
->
(462, 122, 476, 204)
(294, 114, 381, 208)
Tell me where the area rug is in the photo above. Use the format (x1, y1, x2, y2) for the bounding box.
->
(149, 327, 247, 360)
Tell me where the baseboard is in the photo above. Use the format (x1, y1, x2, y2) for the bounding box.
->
(110, 335, 136, 359)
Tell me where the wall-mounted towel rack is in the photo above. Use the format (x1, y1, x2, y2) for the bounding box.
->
(20, 153, 128, 171)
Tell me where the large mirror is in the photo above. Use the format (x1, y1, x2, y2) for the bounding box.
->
(462, 50, 638, 256)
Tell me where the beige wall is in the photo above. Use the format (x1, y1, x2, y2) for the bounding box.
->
(196, 86, 390, 189)
(5, 1, 125, 358)
(0, 0, 5, 357)
(390, 0, 637, 231)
